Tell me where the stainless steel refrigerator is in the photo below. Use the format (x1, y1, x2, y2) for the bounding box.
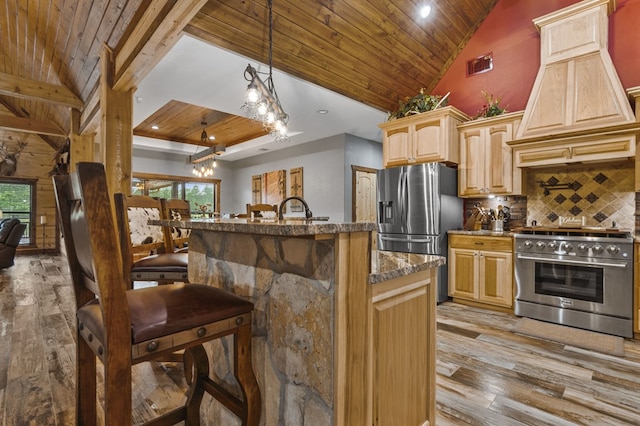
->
(377, 163, 462, 302)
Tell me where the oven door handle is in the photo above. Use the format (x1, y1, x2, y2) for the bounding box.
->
(516, 254, 628, 269)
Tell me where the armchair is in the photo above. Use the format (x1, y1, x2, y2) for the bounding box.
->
(0, 218, 26, 269)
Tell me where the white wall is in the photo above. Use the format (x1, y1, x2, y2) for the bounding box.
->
(229, 134, 346, 220)
(133, 133, 382, 222)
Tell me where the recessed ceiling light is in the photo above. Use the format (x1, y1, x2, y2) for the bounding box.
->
(420, 5, 431, 19)
(151, 125, 159, 130)
(209, 135, 216, 140)
(317, 109, 329, 115)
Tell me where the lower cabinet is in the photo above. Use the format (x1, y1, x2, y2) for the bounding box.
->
(448, 234, 513, 309)
(370, 268, 436, 426)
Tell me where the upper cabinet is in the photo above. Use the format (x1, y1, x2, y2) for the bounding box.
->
(458, 112, 524, 197)
(512, 133, 636, 168)
(379, 106, 470, 168)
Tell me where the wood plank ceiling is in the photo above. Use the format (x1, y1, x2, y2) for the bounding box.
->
(0, 0, 497, 155)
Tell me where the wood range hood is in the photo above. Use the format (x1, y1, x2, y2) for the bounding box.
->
(509, 0, 640, 168)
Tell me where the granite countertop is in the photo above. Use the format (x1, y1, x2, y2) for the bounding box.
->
(369, 251, 445, 284)
(448, 229, 514, 237)
(149, 218, 376, 237)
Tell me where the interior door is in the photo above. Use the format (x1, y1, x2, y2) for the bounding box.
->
(352, 166, 378, 222)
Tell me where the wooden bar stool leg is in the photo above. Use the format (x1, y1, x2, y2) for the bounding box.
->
(184, 345, 208, 426)
(76, 336, 97, 426)
(235, 323, 261, 426)
(104, 363, 132, 425)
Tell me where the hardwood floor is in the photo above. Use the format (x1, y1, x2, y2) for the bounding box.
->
(435, 304, 640, 425)
(2, 255, 640, 425)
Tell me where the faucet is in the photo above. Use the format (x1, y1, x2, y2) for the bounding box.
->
(278, 196, 313, 220)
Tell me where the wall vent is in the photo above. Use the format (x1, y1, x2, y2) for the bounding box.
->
(467, 53, 493, 76)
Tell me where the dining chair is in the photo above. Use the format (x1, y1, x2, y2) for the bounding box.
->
(114, 193, 189, 288)
(53, 162, 260, 425)
(162, 198, 191, 253)
(245, 203, 278, 219)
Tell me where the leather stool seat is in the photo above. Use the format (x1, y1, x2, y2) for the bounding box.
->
(78, 284, 254, 347)
(132, 252, 189, 274)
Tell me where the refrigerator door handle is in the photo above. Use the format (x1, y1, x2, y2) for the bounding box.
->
(399, 168, 407, 228)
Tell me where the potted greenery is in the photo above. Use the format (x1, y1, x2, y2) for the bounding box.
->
(475, 90, 507, 119)
(387, 89, 450, 121)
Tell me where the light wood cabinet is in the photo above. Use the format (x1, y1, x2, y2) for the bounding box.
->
(512, 133, 636, 168)
(448, 234, 513, 309)
(379, 106, 470, 167)
(458, 112, 523, 197)
(370, 268, 436, 426)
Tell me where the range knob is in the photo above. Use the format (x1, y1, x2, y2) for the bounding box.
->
(592, 244, 604, 254)
(535, 241, 546, 250)
(523, 240, 533, 249)
(548, 241, 557, 250)
(563, 243, 573, 252)
(607, 245, 620, 255)
(577, 243, 588, 253)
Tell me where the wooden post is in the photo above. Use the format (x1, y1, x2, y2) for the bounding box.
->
(69, 108, 94, 171)
(100, 45, 133, 196)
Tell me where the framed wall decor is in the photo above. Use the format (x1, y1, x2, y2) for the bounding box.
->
(251, 175, 262, 204)
(289, 167, 304, 212)
(262, 169, 286, 206)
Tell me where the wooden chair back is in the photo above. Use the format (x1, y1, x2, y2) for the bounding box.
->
(115, 194, 170, 264)
(162, 198, 191, 251)
(246, 203, 278, 219)
(53, 163, 135, 424)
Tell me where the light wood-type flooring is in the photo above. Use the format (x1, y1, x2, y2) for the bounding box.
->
(2, 255, 640, 425)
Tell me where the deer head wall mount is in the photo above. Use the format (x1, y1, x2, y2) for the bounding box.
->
(0, 140, 28, 176)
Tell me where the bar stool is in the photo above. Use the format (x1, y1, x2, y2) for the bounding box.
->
(53, 162, 261, 425)
(114, 193, 189, 289)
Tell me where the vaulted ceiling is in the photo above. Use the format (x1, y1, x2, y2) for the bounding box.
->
(0, 0, 498, 154)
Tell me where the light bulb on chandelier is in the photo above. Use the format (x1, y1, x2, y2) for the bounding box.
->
(241, 0, 289, 142)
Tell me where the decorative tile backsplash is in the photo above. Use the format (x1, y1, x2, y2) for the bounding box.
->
(525, 161, 635, 231)
(462, 161, 635, 232)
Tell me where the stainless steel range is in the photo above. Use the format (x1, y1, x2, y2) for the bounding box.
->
(514, 228, 634, 338)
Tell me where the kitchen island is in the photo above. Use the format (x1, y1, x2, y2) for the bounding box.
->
(150, 217, 443, 425)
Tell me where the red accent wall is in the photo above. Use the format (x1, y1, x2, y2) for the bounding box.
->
(432, 0, 640, 118)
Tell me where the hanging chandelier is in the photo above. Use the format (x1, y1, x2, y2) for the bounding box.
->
(188, 122, 225, 177)
(241, 0, 289, 142)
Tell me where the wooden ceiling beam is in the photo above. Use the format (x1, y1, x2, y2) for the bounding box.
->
(112, 0, 208, 91)
(0, 71, 83, 109)
(0, 115, 66, 137)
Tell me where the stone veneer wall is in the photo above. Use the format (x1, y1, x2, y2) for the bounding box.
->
(463, 161, 635, 232)
(187, 230, 337, 426)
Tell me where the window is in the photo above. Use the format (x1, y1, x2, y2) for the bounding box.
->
(132, 172, 220, 217)
(0, 178, 36, 245)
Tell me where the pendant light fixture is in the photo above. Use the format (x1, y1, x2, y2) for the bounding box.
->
(241, 0, 289, 142)
(188, 121, 225, 177)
